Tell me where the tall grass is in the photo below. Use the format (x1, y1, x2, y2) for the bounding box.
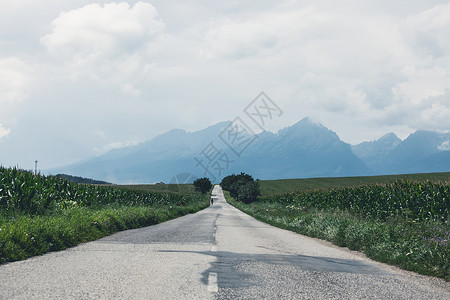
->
(259, 172, 450, 196)
(0, 167, 203, 216)
(261, 180, 449, 222)
(228, 180, 450, 280)
(0, 166, 209, 264)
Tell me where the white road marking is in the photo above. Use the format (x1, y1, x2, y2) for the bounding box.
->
(207, 272, 218, 292)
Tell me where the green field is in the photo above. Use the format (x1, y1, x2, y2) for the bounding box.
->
(0, 167, 209, 264)
(259, 172, 450, 196)
(228, 172, 450, 281)
(120, 183, 197, 195)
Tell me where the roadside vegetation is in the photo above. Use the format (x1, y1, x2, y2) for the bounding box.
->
(220, 173, 260, 203)
(51, 173, 112, 185)
(193, 177, 212, 194)
(259, 172, 450, 195)
(0, 166, 209, 264)
(225, 174, 450, 281)
(122, 182, 198, 195)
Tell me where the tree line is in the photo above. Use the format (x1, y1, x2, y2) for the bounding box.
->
(193, 172, 260, 203)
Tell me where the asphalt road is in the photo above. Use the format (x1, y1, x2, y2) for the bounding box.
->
(0, 185, 448, 299)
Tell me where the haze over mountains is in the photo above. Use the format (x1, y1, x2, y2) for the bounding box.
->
(50, 118, 450, 184)
(352, 130, 450, 174)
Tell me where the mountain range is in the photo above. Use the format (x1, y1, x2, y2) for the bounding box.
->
(352, 129, 450, 174)
(49, 117, 450, 184)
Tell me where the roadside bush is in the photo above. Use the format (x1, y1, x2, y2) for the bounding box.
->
(193, 177, 212, 194)
(237, 181, 260, 204)
(221, 172, 260, 203)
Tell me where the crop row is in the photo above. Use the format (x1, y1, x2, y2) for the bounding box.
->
(0, 167, 202, 215)
(261, 180, 450, 222)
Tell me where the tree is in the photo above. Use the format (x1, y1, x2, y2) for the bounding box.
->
(193, 177, 212, 194)
(220, 172, 260, 203)
(237, 180, 260, 203)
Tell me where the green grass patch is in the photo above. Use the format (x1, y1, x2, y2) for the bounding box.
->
(231, 200, 449, 281)
(225, 176, 450, 281)
(260, 180, 449, 222)
(0, 203, 208, 264)
(259, 172, 450, 196)
(120, 183, 197, 195)
(0, 166, 210, 264)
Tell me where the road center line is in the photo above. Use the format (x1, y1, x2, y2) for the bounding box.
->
(207, 272, 218, 292)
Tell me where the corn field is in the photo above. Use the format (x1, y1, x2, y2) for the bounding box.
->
(0, 167, 202, 215)
(261, 180, 450, 222)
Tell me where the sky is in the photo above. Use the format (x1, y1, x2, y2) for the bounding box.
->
(1, 0, 450, 171)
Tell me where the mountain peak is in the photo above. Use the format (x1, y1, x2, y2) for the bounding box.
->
(279, 117, 325, 134)
(49, 118, 449, 183)
(294, 117, 325, 128)
(373, 132, 402, 148)
(150, 128, 188, 145)
(194, 121, 232, 134)
(278, 117, 338, 142)
(378, 132, 401, 142)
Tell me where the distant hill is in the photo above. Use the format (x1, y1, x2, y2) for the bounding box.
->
(352, 130, 450, 175)
(52, 174, 112, 185)
(49, 118, 450, 184)
(49, 122, 232, 184)
(238, 118, 370, 179)
(351, 133, 402, 170)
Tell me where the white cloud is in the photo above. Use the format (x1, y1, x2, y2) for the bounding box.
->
(0, 124, 10, 139)
(93, 130, 139, 152)
(120, 83, 142, 96)
(384, 2, 450, 131)
(201, 16, 279, 60)
(199, 7, 335, 61)
(42, 2, 165, 57)
(393, 66, 449, 104)
(402, 1, 450, 58)
(0, 57, 32, 103)
(94, 140, 139, 153)
(192, 1, 450, 142)
(41, 2, 165, 82)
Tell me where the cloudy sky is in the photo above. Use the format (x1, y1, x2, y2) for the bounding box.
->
(1, 0, 450, 171)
